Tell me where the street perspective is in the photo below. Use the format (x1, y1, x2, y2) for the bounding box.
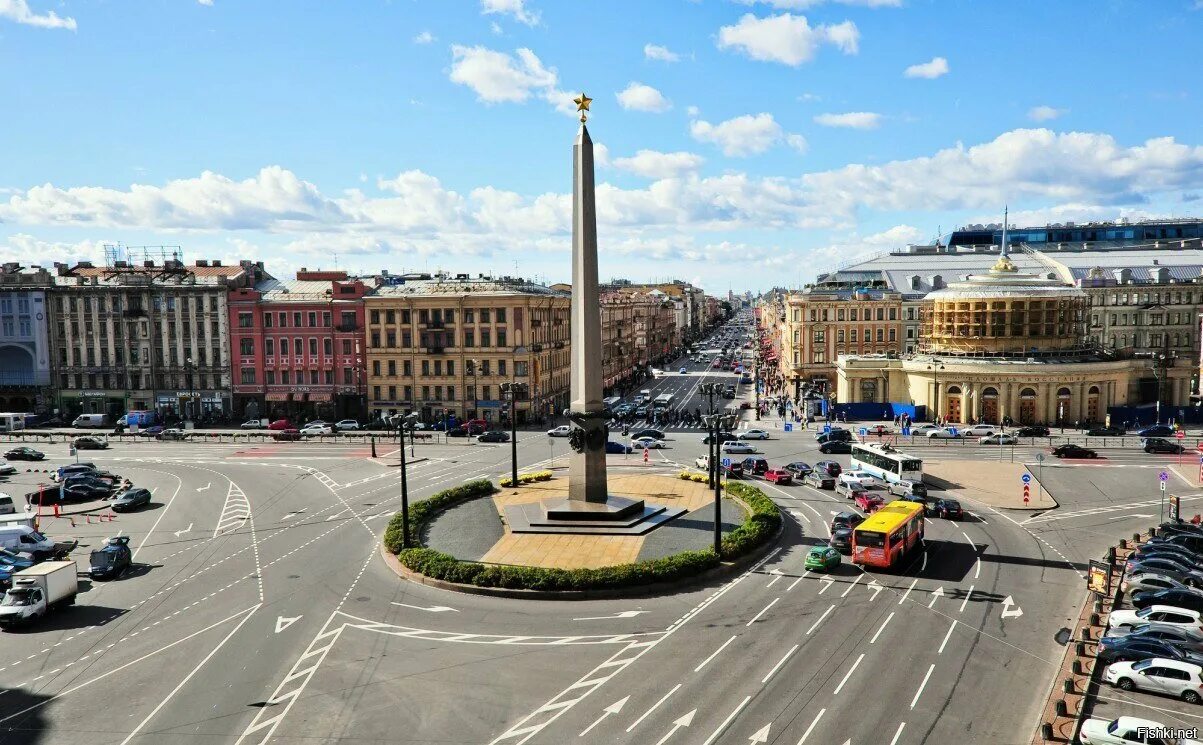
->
(4, 3, 1203, 745)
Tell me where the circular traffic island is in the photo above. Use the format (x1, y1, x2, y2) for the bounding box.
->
(380, 472, 782, 599)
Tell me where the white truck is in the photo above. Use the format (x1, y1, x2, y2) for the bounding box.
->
(0, 561, 78, 628)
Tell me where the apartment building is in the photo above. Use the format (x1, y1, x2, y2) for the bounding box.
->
(364, 274, 570, 425)
(600, 291, 639, 391)
(227, 270, 370, 422)
(0, 265, 53, 413)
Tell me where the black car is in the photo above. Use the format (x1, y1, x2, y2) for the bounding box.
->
(829, 527, 853, 554)
(1119, 624, 1203, 652)
(1139, 425, 1176, 439)
(723, 462, 744, 478)
(477, 431, 510, 443)
(1131, 545, 1203, 569)
(815, 460, 843, 478)
(933, 499, 963, 519)
(1131, 587, 1203, 613)
(89, 536, 131, 580)
(1145, 438, 1186, 454)
(819, 441, 852, 454)
(1014, 425, 1050, 437)
(73, 436, 109, 450)
(3, 447, 43, 461)
(1157, 522, 1203, 539)
(831, 511, 865, 532)
(803, 470, 835, 489)
(1147, 533, 1203, 556)
(61, 481, 112, 500)
(111, 487, 152, 512)
(1052, 444, 1097, 459)
(447, 426, 470, 438)
(1086, 425, 1124, 437)
(816, 429, 853, 444)
(741, 457, 769, 476)
(1096, 636, 1203, 666)
(702, 431, 738, 445)
(630, 429, 666, 441)
(783, 462, 812, 477)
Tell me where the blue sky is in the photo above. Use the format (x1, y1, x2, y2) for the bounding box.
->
(2, 0, 1202, 292)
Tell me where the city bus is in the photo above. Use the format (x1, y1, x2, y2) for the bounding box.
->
(653, 393, 675, 411)
(850, 443, 922, 485)
(852, 500, 925, 570)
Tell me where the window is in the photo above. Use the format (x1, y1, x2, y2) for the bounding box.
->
(370, 331, 380, 347)
(401, 310, 411, 324)
(850, 329, 858, 342)
(876, 328, 884, 342)
(421, 360, 430, 376)
(809, 309, 816, 322)
(373, 361, 381, 376)
(264, 313, 273, 328)
(464, 309, 475, 323)
(849, 309, 858, 321)
(323, 338, 332, 356)
(374, 385, 382, 399)
(239, 338, 253, 355)
(322, 312, 331, 327)
(403, 360, 412, 376)
(812, 350, 825, 364)
(280, 338, 290, 355)
(446, 385, 455, 400)
(515, 361, 528, 377)
(481, 329, 491, 347)
(403, 385, 412, 400)
(434, 360, 443, 376)
(293, 312, 302, 327)
(837, 330, 845, 342)
(387, 360, 395, 376)
(422, 385, 430, 399)
(496, 308, 507, 323)
(265, 370, 276, 384)
(307, 312, 317, 327)
(481, 360, 491, 376)
(324, 370, 333, 384)
(876, 308, 884, 321)
(464, 329, 475, 347)
(480, 309, 491, 323)
(386, 331, 396, 347)
(371, 310, 380, 324)
(498, 360, 506, 376)
(401, 330, 411, 348)
(497, 329, 507, 347)
(888, 328, 896, 342)
(294, 337, 303, 356)
(447, 360, 455, 375)
(309, 370, 318, 384)
(343, 367, 353, 384)
(342, 339, 352, 355)
(309, 338, 318, 356)
(278, 312, 287, 327)
(240, 368, 256, 384)
(888, 308, 897, 320)
(238, 312, 253, 328)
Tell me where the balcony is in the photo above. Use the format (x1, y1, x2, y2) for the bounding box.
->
(122, 308, 147, 318)
(426, 346, 445, 354)
(338, 322, 358, 332)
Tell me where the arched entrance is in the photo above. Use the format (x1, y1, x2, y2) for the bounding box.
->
(1019, 387, 1037, 424)
(981, 386, 999, 424)
(945, 385, 962, 423)
(1056, 387, 1072, 426)
(1087, 385, 1101, 423)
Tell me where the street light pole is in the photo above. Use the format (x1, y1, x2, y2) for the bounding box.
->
(397, 413, 418, 548)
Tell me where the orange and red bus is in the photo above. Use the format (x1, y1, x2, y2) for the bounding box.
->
(851, 500, 925, 569)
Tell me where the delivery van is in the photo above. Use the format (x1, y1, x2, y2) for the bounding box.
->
(72, 414, 110, 428)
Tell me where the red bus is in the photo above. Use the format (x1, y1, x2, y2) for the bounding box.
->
(851, 501, 925, 569)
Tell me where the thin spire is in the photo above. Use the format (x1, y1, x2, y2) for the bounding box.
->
(1000, 205, 1009, 257)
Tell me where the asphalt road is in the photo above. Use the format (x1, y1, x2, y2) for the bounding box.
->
(0, 365, 1183, 744)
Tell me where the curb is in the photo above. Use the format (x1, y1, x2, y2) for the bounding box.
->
(378, 516, 784, 601)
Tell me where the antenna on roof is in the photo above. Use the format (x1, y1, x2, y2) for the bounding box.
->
(1000, 206, 1009, 257)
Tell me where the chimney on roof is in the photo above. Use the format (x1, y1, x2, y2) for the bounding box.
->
(144, 260, 155, 268)
(77, 261, 93, 269)
(196, 259, 209, 267)
(211, 260, 222, 267)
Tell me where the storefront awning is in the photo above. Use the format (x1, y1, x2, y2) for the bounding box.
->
(265, 393, 291, 402)
(304, 392, 333, 402)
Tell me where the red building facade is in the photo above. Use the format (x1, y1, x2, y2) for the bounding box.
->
(228, 270, 369, 422)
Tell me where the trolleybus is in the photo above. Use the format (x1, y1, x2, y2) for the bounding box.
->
(850, 443, 922, 485)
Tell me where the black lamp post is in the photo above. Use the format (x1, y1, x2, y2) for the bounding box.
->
(926, 362, 946, 422)
(397, 412, 419, 548)
(705, 410, 737, 556)
(502, 381, 527, 487)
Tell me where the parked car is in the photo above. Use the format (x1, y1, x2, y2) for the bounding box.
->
(980, 433, 1018, 445)
(633, 437, 665, 450)
(816, 430, 853, 444)
(156, 428, 187, 441)
(1114, 623, 1203, 651)
(908, 424, 940, 435)
(1128, 554, 1203, 578)
(1097, 636, 1203, 667)
(815, 460, 843, 478)
(1052, 443, 1098, 459)
(73, 436, 108, 450)
(1131, 542, 1203, 568)
(605, 441, 633, 454)
(547, 425, 571, 437)
(926, 428, 962, 439)
(3, 447, 43, 461)
(1145, 439, 1186, 454)
(1124, 571, 1203, 595)
(855, 493, 885, 513)
(110, 487, 152, 512)
(1079, 716, 1203, 744)
(722, 461, 744, 478)
(1131, 588, 1203, 613)
(738, 429, 770, 441)
(272, 429, 303, 442)
(783, 462, 812, 478)
(1108, 606, 1203, 636)
(819, 441, 852, 454)
(763, 469, 793, 485)
(805, 545, 841, 572)
(336, 419, 361, 431)
(52, 463, 98, 482)
(88, 536, 131, 581)
(864, 425, 893, 436)
(300, 424, 334, 437)
(835, 482, 867, 501)
(933, 499, 964, 520)
(888, 479, 928, 498)
(477, 431, 510, 443)
(1103, 658, 1203, 703)
(803, 470, 835, 489)
(58, 480, 111, 500)
(741, 457, 769, 476)
(267, 419, 293, 431)
(1014, 425, 1050, 437)
(721, 441, 756, 454)
(962, 425, 998, 437)
(240, 420, 264, 430)
(630, 429, 666, 441)
(136, 425, 164, 437)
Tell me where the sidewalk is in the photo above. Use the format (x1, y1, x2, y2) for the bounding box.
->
(922, 460, 1057, 510)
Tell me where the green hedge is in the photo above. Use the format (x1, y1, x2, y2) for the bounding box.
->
(383, 478, 499, 553)
(386, 477, 781, 592)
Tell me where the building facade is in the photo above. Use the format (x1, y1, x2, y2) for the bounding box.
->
(227, 270, 370, 422)
(364, 274, 570, 425)
(600, 291, 639, 391)
(50, 259, 268, 420)
(0, 265, 53, 413)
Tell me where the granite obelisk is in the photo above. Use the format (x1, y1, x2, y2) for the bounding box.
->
(567, 93, 609, 504)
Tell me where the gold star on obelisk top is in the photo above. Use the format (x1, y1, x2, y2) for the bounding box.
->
(573, 92, 592, 123)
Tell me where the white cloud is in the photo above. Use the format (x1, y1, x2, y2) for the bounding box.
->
(197, 0, 213, 5)
(413, 30, 435, 44)
(690, 113, 787, 157)
(786, 134, 809, 154)
(718, 13, 858, 66)
(481, 0, 540, 26)
(812, 224, 925, 262)
(449, 45, 558, 104)
(904, 56, 949, 79)
(0, 234, 107, 265)
(490, 21, 503, 35)
(644, 43, 681, 62)
(613, 150, 705, 180)
(1028, 105, 1066, 122)
(0, 0, 76, 30)
(738, 0, 900, 7)
(616, 82, 672, 113)
(686, 105, 700, 117)
(814, 111, 882, 129)
(798, 93, 821, 102)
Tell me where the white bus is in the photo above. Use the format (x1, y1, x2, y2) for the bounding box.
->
(0, 413, 26, 433)
(652, 393, 675, 410)
(851, 443, 922, 484)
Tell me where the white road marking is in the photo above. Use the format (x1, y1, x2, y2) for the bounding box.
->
(766, 569, 783, 588)
(391, 601, 458, 613)
(889, 722, 906, 745)
(786, 573, 807, 592)
(927, 586, 945, 608)
(974, 558, 981, 579)
(796, 708, 826, 744)
(938, 620, 956, 654)
(959, 585, 974, 613)
(807, 605, 834, 635)
(574, 610, 647, 621)
(870, 612, 894, 644)
(960, 530, 973, 545)
(761, 643, 799, 683)
(867, 580, 883, 601)
(898, 578, 919, 605)
(694, 635, 737, 672)
(627, 684, 682, 732)
(910, 663, 935, 709)
(841, 574, 864, 597)
(172, 523, 192, 537)
(197, 482, 211, 492)
(275, 615, 301, 633)
(818, 578, 835, 595)
(1109, 513, 1155, 519)
(1001, 595, 1024, 619)
(746, 597, 780, 626)
(652, 709, 695, 745)
(701, 695, 751, 745)
(578, 696, 628, 737)
(832, 653, 865, 695)
(132, 471, 183, 560)
(748, 722, 771, 743)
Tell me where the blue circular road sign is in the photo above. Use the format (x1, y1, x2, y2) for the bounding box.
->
(1021, 474, 1031, 484)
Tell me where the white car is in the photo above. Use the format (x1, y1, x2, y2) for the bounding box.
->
(721, 441, 756, 454)
(240, 419, 264, 430)
(1080, 715, 1203, 744)
(1108, 605, 1203, 636)
(336, 419, 360, 431)
(547, 425, 571, 437)
(926, 428, 962, 439)
(979, 433, 1018, 445)
(962, 425, 998, 437)
(0, 461, 16, 476)
(694, 455, 713, 469)
(632, 437, 664, 450)
(1104, 658, 1203, 704)
(300, 424, 334, 436)
(839, 470, 876, 489)
(909, 423, 940, 434)
(738, 429, 770, 441)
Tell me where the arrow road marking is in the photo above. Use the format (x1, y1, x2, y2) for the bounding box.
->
(391, 602, 459, 613)
(818, 578, 835, 595)
(281, 510, 305, 521)
(573, 610, 647, 621)
(1001, 595, 1024, 619)
(867, 580, 883, 601)
(578, 696, 628, 737)
(653, 709, 695, 745)
(275, 615, 301, 633)
(748, 723, 771, 743)
(173, 523, 192, 537)
(927, 586, 945, 608)
(197, 482, 211, 492)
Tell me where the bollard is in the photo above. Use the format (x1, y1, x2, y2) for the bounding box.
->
(1055, 700, 1068, 718)
(371, 437, 377, 458)
(1081, 627, 1091, 641)
(1133, 532, 1140, 543)
(1073, 660, 1083, 675)
(1107, 546, 1116, 562)
(1090, 613, 1100, 626)
(53, 503, 60, 517)
(1119, 538, 1127, 550)
(1062, 678, 1074, 694)
(1041, 723, 1054, 741)
(1149, 526, 1157, 538)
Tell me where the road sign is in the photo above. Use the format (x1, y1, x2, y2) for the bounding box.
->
(1170, 495, 1181, 522)
(948, 427, 959, 437)
(721, 457, 731, 467)
(1160, 471, 1169, 482)
(1036, 452, 1045, 463)
(784, 423, 793, 432)
(1178, 431, 1186, 440)
(859, 427, 868, 437)
(823, 424, 832, 434)
(1021, 473, 1031, 484)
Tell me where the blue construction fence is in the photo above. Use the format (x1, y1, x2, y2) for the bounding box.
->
(830, 402, 928, 422)
(1107, 404, 1203, 428)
